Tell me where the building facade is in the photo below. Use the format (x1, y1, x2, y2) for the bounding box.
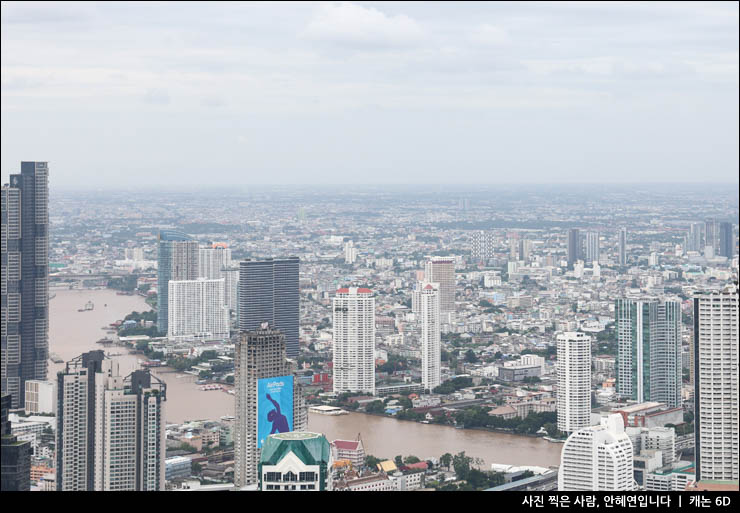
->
(584, 231, 600, 265)
(615, 298, 682, 408)
(424, 257, 455, 313)
(693, 285, 739, 484)
(618, 228, 627, 266)
(332, 288, 375, 395)
(167, 278, 229, 340)
(157, 231, 198, 334)
(420, 282, 441, 392)
(557, 332, 591, 434)
(259, 432, 332, 491)
(1, 394, 31, 491)
(567, 228, 580, 270)
(1, 162, 49, 409)
(238, 258, 300, 359)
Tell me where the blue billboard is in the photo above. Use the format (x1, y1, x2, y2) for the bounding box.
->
(257, 375, 294, 448)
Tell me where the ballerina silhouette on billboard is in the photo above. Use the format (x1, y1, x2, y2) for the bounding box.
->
(266, 393, 290, 434)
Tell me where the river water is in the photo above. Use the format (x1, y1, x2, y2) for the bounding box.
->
(49, 288, 563, 467)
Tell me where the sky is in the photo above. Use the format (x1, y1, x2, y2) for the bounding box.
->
(1, 1, 738, 188)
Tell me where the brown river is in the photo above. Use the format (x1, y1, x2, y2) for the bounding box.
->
(49, 288, 563, 467)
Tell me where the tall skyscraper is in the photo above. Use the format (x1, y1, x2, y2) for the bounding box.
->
(584, 231, 600, 265)
(1, 394, 31, 491)
(718, 222, 735, 258)
(198, 243, 232, 279)
(157, 231, 198, 334)
(332, 288, 375, 395)
(558, 414, 635, 491)
(557, 332, 592, 434)
(420, 282, 441, 392)
(234, 323, 307, 487)
(618, 227, 627, 266)
(704, 218, 719, 255)
(1, 161, 49, 409)
(167, 278, 230, 340)
(567, 228, 580, 270)
(615, 298, 682, 408)
(693, 285, 738, 484)
(424, 257, 455, 314)
(238, 258, 300, 359)
(56, 351, 166, 491)
(687, 223, 704, 253)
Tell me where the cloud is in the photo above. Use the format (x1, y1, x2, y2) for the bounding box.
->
(302, 2, 424, 49)
(142, 88, 170, 105)
(470, 24, 510, 46)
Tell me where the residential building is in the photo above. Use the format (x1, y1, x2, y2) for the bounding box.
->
(558, 414, 635, 491)
(584, 231, 600, 265)
(618, 228, 627, 266)
(24, 380, 54, 414)
(167, 278, 230, 340)
(718, 222, 735, 258)
(471, 231, 496, 263)
(557, 332, 591, 434)
(1, 162, 49, 408)
(259, 432, 332, 491)
(693, 285, 739, 484)
(615, 298, 682, 408)
(424, 257, 455, 313)
(332, 288, 375, 395)
(567, 228, 580, 270)
(420, 282, 441, 392)
(157, 231, 198, 334)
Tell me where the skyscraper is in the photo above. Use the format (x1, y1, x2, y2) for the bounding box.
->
(615, 298, 682, 408)
(420, 282, 441, 392)
(1, 161, 49, 409)
(332, 288, 375, 395)
(238, 258, 300, 359)
(56, 351, 166, 491)
(234, 323, 307, 488)
(558, 414, 635, 491)
(687, 223, 703, 253)
(704, 218, 719, 255)
(693, 285, 738, 484)
(167, 278, 230, 340)
(424, 257, 455, 314)
(584, 231, 600, 265)
(557, 332, 592, 434)
(718, 222, 735, 258)
(157, 231, 198, 334)
(618, 227, 627, 266)
(567, 228, 580, 270)
(1, 394, 31, 491)
(198, 243, 232, 279)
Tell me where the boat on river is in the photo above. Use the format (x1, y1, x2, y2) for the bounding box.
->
(78, 300, 94, 312)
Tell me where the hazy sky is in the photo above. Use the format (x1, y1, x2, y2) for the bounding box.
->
(1, 1, 738, 188)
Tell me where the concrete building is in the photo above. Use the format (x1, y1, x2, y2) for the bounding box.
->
(567, 228, 580, 270)
(259, 432, 332, 491)
(331, 439, 366, 469)
(615, 298, 682, 408)
(56, 352, 166, 491)
(332, 288, 375, 395)
(693, 285, 739, 484)
(24, 380, 54, 414)
(157, 231, 198, 334)
(718, 222, 735, 258)
(618, 228, 627, 266)
(1, 162, 49, 408)
(165, 456, 192, 481)
(238, 258, 300, 359)
(198, 244, 232, 280)
(557, 332, 592, 434)
(471, 231, 496, 263)
(167, 278, 229, 340)
(419, 282, 441, 392)
(425, 257, 455, 313)
(234, 323, 307, 488)
(584, 231, 600, 265)
(1, 394, 31, 491)
(558, 414, 635, 491)
(344, 240, 358, 264)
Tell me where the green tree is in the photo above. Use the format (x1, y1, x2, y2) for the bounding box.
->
(440, 453, 452, 470)
(464, 349, 479, 363)
(404, 455, 421, 464)
(452, 451, 472, 480)
(394, 455, 404, 467)
(365, 454, 381, 469)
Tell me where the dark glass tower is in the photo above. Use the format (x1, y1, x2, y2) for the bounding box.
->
(567, 228, 580, 270)
(238, 258, 300, 358)
(1, 394, 32, 491)
(156, 230, 198, 334)
(718, 222, 735, 258)
(1, 162, 49, 409)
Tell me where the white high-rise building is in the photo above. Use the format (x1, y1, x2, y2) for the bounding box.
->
(419, 282, 441, 392)
(344, 240, 358, 264)
(167, 278, 229, 340)
(693, 285, 739, 484)
(198, 244, 232, 280)
(56, 351, 166, 491)
(557, 332, 591, 434)
(332, 288, 375, 395)
(618, 228, 627, 266)
(558, 414, 635, 491)
(424, 257, 455, 314)
(584, 231, 600, 265)
(233, 323, 307, 488)
(24, 380, 54, 414)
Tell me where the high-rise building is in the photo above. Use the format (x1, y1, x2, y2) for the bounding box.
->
(56, 351, 166, 491)
(615, 298, 682, 408)
(1, 162, 49, 409)
(471, 231, 495, 263)
(693, 285, 738, 484)
(687, 223, 704, 253)
(567, 228, 580, 270)
(332, 288, 375, 395)
(718, 222, 735, 258)
(558, 414, 635, 491)
(157, 231, 198, 334)
(584, 231, 600, 265)
(167, 278, 230, 340)
(424, 257, 455, 314)
(258, 432, 332, 491)
(1, 394, 31, 491)
(198, 243, 232, 279)
(557, 332, 592, 434)
(234, 323, 307, 488)
(24, 379, 54, 414)
(704, 218, 719, 255)
(419, 282, 441, 392)
(238, 258, 300, 359)
(618, 228, 627, 266)
(344, 240, 358, 264)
